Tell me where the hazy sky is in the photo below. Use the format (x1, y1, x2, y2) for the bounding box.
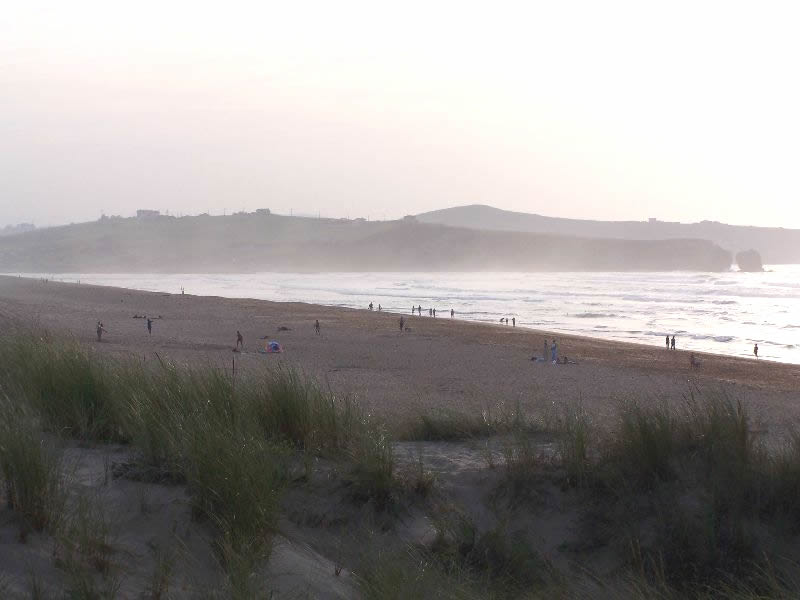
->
(2, 1, 799, 228)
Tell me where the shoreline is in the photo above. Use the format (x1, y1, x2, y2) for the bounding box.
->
(5, 270, 798, 365)
(1, 274, 799, 434)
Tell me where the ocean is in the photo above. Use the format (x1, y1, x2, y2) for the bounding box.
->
(16, 267, 800, 364)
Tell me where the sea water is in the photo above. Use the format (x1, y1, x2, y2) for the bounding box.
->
(17, 267, 800, 364)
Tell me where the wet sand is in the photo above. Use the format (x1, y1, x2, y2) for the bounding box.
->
(1, 275, 798, 435)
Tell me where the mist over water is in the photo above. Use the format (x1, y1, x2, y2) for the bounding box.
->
(18, 267, 800, 364)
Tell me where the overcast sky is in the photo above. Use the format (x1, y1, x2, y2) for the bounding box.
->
(2, 1, 799, 228)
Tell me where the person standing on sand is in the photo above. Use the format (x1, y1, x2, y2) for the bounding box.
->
(96, 321, 107, 342)
(236, 330, 243, 349)
(399, 316, 404, 332)
(369, 302, 373, 311)
(147, 318, 153, 336)
(666, 335, 670, 349)
(419, 305, 422, 316)
(315, 320, 321, 335)
(671, 335, 676, 350)
(551, 339, 558, 363)
(451, 308, 454, 318)
(433, 308, 437, 318)
(512, 317, 515, 327)
(378, 304, 382, 311)
(754, 343, 759, 359)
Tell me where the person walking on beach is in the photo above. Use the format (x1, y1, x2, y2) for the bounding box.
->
(451, 308, 454, 318)
(399, 316, 405, 332)
(236, 330, 244, 349)
(551, 339, 558, 363)
(378, 304, 382, 311)
(429, 308, 432, 316)
(147, 318, 153, 336)
(96, 321, 107, 342)
(315, 320, 321, 335)
(671, 335, 676, 350)
(754, 343, 759, 359)
(433, 308, 437, 318)
(369, 302, 373, 311)
(666, 335, 670, 349)
(418, 305, 422, 316)
(512, 317, 515, 327)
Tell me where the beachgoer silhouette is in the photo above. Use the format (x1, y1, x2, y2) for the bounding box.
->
(512, 317, 515, 327)
(451, 308, 454, 318)
(412, 306, 415, 315)
(236, 330, 243, 349)
(429, 308, 432, 316)
(433, 308, 436, 318)
(378, 304, 382, 311)
(666, 335, 670, 349)
(671, 335, 676, 350)
(315, 320, 320, 335)
(543, 339, 548, 361)
(369, 302, 373, 311)
(418, 305, 422, 315)
(754, 343, 759, 359)
(551, 339, 558, 363)
(96, 321, 106, 342)
(147, 318, 153, 336)
(399, 316, 404, 332)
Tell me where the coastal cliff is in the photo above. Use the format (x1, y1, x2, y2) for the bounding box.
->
(0, 213, 733, 273)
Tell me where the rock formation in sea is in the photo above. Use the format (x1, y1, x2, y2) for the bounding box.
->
(736, 249, 764, 272)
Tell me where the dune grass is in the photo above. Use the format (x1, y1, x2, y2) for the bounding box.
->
(6, 331, 800, 598)
(0, 333, 127, 442)
(396, 399, 538, 442)
(0, 330, 397, 592)
(0, 397, 67, 535)
(577, 394, 800, 596)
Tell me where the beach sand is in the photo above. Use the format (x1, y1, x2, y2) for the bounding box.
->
(2, 275, 798, 437)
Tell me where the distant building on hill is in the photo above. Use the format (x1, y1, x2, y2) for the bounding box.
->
(136, 209, 160, 220)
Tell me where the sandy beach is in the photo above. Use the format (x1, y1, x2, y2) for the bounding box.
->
(2, 275, 797, 436)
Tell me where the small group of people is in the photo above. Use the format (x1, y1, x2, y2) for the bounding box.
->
(410, 306, 456, 318)
(532, 338, 559, 363)
(665, 335, 676, 350)
(368, 302, 382, 311)
(500, 317, 515, 326)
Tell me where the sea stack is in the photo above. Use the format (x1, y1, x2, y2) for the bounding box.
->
(736, 249, 764, 272)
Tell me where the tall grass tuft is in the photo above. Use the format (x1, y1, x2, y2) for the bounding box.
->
(246, 367, 359, 453)
(556, 401, 591, 488)
(0, 397, 67, 534)
(348, 423, 396, 507)
(0, 334, 126, 442)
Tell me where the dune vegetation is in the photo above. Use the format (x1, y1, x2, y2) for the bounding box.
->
(2, 331, 800, 598)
